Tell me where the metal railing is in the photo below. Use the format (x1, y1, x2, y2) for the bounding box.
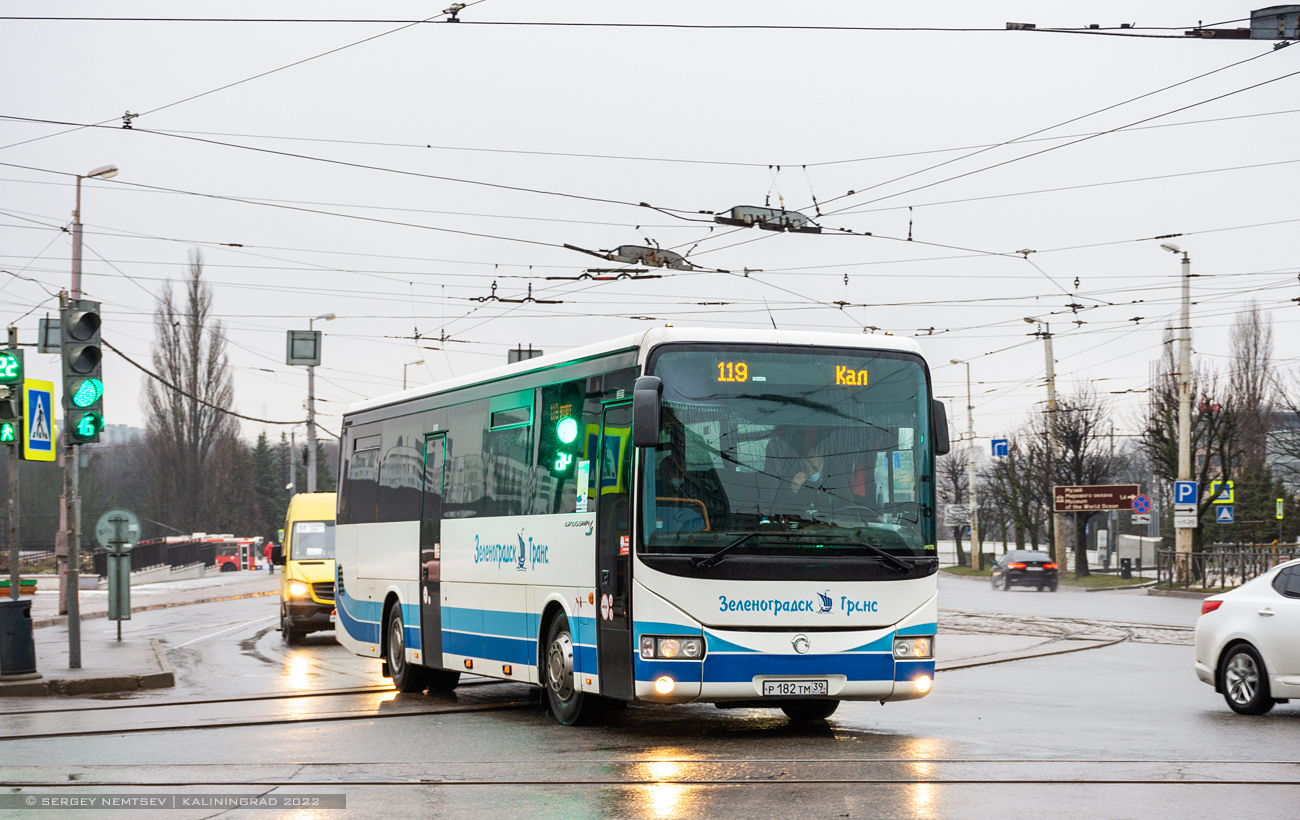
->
(1156, 545, 1299, 590)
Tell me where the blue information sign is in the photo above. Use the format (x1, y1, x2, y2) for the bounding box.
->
(1174, 481, 1198, 506)
(991, 439, 1009, 457)
(1216, 505, 1234, 524)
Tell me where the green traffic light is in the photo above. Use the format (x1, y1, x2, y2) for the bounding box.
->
(557, 417, 578, 445)
(73, 412, 104, 440)
(71, 378, 104, 408)
(0, 350, 20, 385)
(0, 421, 15, 443)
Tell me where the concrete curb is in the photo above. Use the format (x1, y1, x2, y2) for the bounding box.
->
(1083, 580, 1158, 592)
(0, 638, 177, 697)
(31, 589, 279, 629)
(1146, 587, 1221, 599)
(937, 636, 1124, 672)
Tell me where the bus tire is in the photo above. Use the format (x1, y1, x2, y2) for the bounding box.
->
(781, 700, 839, 721)
(220, 562, 237, 572)
(386, 604, 428, 693)
(544, 613, 606, 726)
(281, 603, 305, 646)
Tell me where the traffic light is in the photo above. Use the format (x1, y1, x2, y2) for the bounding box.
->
(62, 299, 104, 443)
(538, 382, 584, 477)
(0, 349, 24, 447)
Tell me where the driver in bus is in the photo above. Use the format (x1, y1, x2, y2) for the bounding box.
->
(654, 451, 711, 532)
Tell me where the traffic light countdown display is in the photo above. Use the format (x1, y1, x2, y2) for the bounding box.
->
(0, 348, 22, 445)
(61, 300, 104, 443)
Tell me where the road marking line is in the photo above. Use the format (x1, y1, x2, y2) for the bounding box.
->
(171, 615, 277, 649)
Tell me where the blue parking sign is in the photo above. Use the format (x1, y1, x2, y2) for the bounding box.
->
(1174, 481, 1197, 505)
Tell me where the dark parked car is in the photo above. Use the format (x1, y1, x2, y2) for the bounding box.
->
(990, 550, 1058, 592)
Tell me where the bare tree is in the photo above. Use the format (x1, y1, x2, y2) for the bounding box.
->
(1049, 385, 1119, 577)
(982, 433, 1048, 550)
(143, 250, 238, 531)
(936, 447, 969, 566)
(1230, 303, 1273, 471)
(1140, 329, 1244, 556)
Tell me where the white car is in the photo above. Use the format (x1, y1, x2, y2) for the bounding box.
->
(1195, 557, 1300, 715)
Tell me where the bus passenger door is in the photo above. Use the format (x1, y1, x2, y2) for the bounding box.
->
(596, 402, 634, 701)
(420, 433, 447, 668)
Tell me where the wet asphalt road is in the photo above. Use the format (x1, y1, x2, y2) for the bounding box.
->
(1, 574, 1295, 820)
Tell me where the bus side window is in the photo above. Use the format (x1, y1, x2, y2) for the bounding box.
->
(341, 428, 381, 525)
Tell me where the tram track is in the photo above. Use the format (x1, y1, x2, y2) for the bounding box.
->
(0, 697, 536, 743)
(5, 759, 1298, 787)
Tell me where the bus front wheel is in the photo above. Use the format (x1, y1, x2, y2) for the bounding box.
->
(544, 614, 606, 726)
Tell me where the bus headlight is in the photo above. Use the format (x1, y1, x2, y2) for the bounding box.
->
(639, 635, 704, 660)
(289, 582, 309, 597)
(893, 636, 933, 659)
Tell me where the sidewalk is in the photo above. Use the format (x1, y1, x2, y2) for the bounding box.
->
(28, 571, 280, 627)
(0, 572, 279, 697)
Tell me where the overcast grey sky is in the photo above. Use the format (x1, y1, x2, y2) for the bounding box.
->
(2, 1, 1296, 452)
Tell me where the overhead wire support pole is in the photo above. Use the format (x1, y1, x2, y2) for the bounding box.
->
(1163, 243, 1195, 582)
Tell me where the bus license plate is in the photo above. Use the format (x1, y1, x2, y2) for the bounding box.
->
(763, 679, 829, 697)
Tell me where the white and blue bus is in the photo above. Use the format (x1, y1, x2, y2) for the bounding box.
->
(334, 327, 949, 724)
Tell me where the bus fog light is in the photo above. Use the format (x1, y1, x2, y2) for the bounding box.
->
(289, 582, 309, 596)
(916, 675, 932, 694)
(654, 676, 676, 695)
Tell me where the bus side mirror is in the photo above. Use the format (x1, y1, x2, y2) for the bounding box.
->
(272, 545, 285, 565)
(932, 400, 951, 455)
(633, 375, 663, 448)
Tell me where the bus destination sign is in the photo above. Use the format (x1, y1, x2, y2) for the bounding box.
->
(1053, 484, 1141, 512)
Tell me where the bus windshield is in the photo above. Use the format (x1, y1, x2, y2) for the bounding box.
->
(641, 345, 935, 566)
(291, 521, 336, 560)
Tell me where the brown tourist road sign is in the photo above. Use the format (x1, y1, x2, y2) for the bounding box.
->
(1053, 484, 1141, 512)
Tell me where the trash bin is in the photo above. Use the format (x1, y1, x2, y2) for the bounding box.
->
(0, 598, 38, 677)
(1119, 557, 1132, 580)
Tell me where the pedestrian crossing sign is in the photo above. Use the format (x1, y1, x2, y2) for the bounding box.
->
(1210, 480, 1234, 504)
(23, 379, 56, 462)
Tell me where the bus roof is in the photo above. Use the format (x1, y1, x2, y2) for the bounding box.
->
(345, 327, 925, 417)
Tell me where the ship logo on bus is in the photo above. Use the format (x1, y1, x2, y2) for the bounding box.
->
(816, 591, 833, 614)
(472, 533, 551, 570)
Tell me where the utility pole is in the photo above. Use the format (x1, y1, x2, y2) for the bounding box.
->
(1027, 318, 1067, 570)
(1163, 243, 1194, 582)
(305, 313, 334, 494)
(62, 164, 115, 669)
(6, 328, 17, 603)
(951, 359, 980, 570)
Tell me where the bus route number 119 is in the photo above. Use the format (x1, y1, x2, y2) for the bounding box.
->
(717, 361, 748, 383)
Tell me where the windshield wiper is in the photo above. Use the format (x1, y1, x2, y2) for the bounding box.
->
(693, 532, 761, 571)
(692, 534, 913, 573)
(831, 541, 912, 573)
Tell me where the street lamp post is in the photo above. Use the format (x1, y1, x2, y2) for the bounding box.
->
(951, 359, 979, 570)
(63, 163, 117, 668)
(403, 359, 424, 390)
(306, 313, 334, 494)
(1162, 243, 1194, 580)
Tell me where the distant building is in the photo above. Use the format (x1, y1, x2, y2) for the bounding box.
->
(1267, 411, 1300, 491)
(99, 424, 143, 446)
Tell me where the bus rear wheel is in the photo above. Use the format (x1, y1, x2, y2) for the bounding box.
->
(544, 614, 606, 726)
(386, 605, 428, 693)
